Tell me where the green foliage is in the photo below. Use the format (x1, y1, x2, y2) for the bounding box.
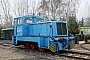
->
(0, 27, 3, 37)
(68, 16, 80, 35)
(85, 33, 90, 39)
(81, 18, 84, 27)
(79, 18, 84, 27)
(0, 29, 1, 37)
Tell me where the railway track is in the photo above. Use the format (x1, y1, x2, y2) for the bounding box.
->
(46, 44, 90, 60)
(80, 44, 90, 51)
(55, 50, 90, 60)
(55, 53, 90, 60)
(53, 44, 90, 60)
(0, 42, 90, 60)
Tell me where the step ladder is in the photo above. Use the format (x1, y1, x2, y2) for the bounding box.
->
(14, 36, 16, 44)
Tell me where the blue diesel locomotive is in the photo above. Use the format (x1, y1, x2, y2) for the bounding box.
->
(12, 14, 75, 52)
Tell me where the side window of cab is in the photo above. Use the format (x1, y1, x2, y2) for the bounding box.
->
(25, 18, 32, 24)
(14, 18, 17, 24)
(18, 18, 22, 25)
(14, 19, 17, 24)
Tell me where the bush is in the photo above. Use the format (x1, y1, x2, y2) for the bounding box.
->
(0, 37, 3, 40)
(85, 34, 90, 39)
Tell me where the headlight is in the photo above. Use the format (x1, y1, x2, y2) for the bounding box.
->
(50, 38, 53, 42)
(58, 37, 66, 43)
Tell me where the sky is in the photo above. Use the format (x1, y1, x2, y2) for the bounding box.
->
(10, 0, 89, 21)
(27, 0, 90, 21)
(1, 0, 89, 23)
(35, 0, 90, 21)
(76, 0, 90, 21)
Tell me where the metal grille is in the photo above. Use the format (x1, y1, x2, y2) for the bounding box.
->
(56, 23, 67, 35)
(57, 23, 62, 35)
(62, 23, 67, 35)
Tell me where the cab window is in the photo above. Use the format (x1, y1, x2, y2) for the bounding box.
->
(18, 18, 22, 24)
(37, 18, 43, 23)
(14, 19, 17, 24)
(25, 18, 32, 23)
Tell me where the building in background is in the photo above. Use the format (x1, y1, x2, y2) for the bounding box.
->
(2, 28, 13, 40)
(80, 27, 90, 35)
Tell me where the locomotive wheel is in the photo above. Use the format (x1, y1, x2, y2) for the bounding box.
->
(23, 44, 28, 49)
(38, 48, 44, 52)
(35, 44, 44, 52)
(30, 43, 35, 50)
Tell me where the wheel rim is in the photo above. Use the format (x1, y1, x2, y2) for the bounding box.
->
(38, 48, 44, 52)
(23, 44, 28, 49)
(30, 43, 34, 50)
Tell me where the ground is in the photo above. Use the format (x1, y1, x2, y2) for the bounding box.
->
(0, 48, 26, 60)
(0, 40, 90, 60)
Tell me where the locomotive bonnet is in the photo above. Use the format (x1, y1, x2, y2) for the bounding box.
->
(12, 14, 75, 52)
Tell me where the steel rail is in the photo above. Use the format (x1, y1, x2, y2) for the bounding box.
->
(55, 53, 90, 60)
(80, 44, 90, 51)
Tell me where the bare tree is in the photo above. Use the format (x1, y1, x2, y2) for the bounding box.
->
(64, 0, 82, 21)
(13, 0, 38, 17)
(37, 0, 82, 21)
(37, 0, 62, 20)
(0, 0, 13, 28)
(13, 0, 29, 17)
